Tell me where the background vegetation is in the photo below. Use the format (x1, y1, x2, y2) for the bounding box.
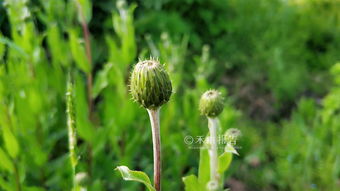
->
(0, 0, 339, 190)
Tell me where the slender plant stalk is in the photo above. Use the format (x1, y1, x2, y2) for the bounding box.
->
(129, 60, 171, 190)
(208, 117, 219, 191)
(14, 161, 21, 191)
(74, 0, 94, 120)
(66, 75, 78, 189)
(147, 108, 161, 191)
(74, 0, 94, 178)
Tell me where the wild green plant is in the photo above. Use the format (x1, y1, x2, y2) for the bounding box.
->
(1, 0, 339, 190)
(116, 59, 172, 191)
(183, 90, 240, 191)
(266, 62, 340, 191)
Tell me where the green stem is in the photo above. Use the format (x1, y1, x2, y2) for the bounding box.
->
(75, 0, 94, 121)
(147, 108, 161, 191)
(74, 0, 94, 179)
(14, 160, 21, 191)
(208, 117, 219, 191)
(66, 75, 78, 190)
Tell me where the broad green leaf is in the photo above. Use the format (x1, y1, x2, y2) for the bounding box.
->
(3, 125, 19, 159)
(115, 166, 156, 191)
(218, 152, 232, 174)
(183, 175, 203, 191)
(0, 147, 14, 173)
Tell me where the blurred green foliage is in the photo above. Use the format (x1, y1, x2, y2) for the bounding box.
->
(0, 0, 339, 190)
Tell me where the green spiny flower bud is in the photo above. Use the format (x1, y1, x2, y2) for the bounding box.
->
(199, 90, 224, 117)
(130, 59, 172, 109)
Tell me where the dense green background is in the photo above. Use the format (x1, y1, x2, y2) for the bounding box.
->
(0, 0, 339, 190)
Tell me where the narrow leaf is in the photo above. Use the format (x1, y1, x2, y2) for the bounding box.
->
(3, 125, 19, 159)
(225, 144, 239, 155)
(183, 175, 203, 191)
(92, 63, 112, 99)
(218, 152, 232, 174)
(69, 29, 90, 73)
(0, 147, 14, 173)
(198, 146, 210, 186)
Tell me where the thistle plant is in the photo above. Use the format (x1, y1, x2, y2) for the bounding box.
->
(116, 59, 172, 191)
(183, 89, 240, 191)
(199, 90, 224, 191)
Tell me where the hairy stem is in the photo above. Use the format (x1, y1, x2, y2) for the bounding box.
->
(147, 108, 161, 191)
(66, 75, 77, 189)
(208, 117, 219, 191)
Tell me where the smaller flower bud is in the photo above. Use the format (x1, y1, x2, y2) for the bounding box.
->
(224, 128, 241, 143)
(75, 172, 89, 187)
(130, 59, 172, 109)
(199, 90, 224, 117)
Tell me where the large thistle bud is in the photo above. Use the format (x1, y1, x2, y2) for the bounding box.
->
(130, 59, 172, 110)
(199, 90, 224, 118)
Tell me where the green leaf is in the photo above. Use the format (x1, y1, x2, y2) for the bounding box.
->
(2, 125, 19, 159)
(0, 37, 4, 59)
(115, 166, 156, 191)
(92, 63, 112, 99)
(112, 3, 137, 65)
(69, 29, 90, 73)
(23, 186, 45, 191)
(224, 143, 239, 155)
(74, 72, 94, 142)
(183, 175, 204, 191)
(0, 175, 12, 190)
(75, 0, 92, 24)
(47, 25, 68, 67)
(0, 147, 14, 173)
(0, 36, 27, 57)
(198, 146, 210, 186)
(218, 152, 232, 174)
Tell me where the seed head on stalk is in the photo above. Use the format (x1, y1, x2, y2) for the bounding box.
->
(129, 58, 172, 191)
(130, 59, 172, 110)
(199, 89, 224, 191)
(199, 90, 224, 118)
